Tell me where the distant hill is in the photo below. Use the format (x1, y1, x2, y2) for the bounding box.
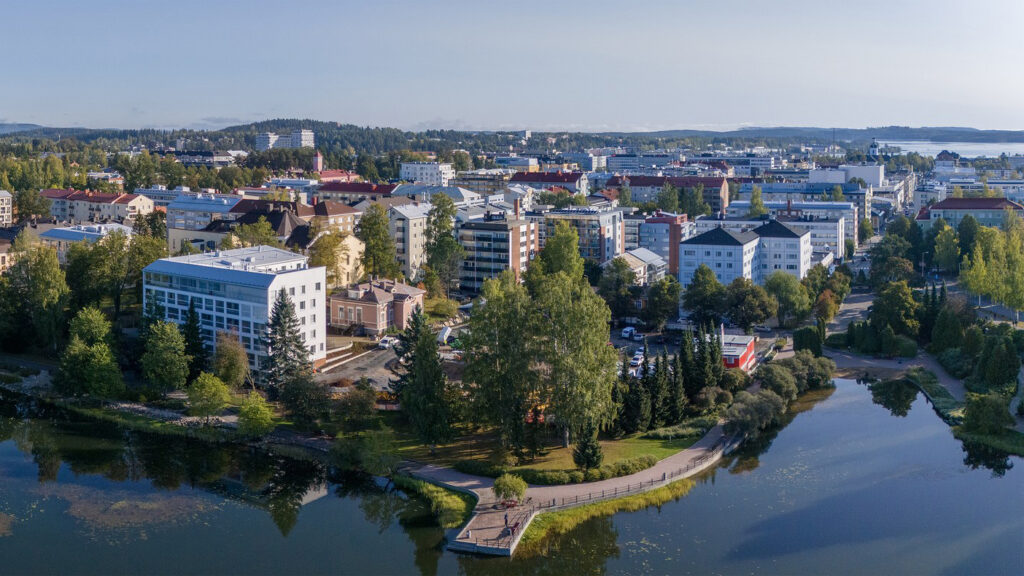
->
(0, 123, 45, 135)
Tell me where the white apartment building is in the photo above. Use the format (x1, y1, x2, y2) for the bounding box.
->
(696, 215, 845, 260)
(255, 132, 279, 151)
(142, 246, 327, 372)
(389, 202, 432, 279)
(39, 223, 133, 265)
(291, 129, 314, 149)
(136, 185, 192, 208)
(255, 129, 315, 151)
(679, 228, 759, 287)
(400, 162, 456, 187)
(678, 220, 812, 287)
(0, 190, 12, 227)
(726, 200, 859, 244)
(166, 192, 243, 232)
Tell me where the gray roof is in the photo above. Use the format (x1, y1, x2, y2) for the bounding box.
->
(751, 220, 807, 239)
(0, 190, 12, 199)
(626, 247, 666, 267)
(40, 224, 133, 243)
(392, 184, 481, 204)
(682, 227, 758, 246)
(144, 246, 312, 289)
(167, 193, 242, 213)
(390, 202, 433, 220)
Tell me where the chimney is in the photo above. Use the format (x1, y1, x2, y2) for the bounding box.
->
(514, 197, 521, 219)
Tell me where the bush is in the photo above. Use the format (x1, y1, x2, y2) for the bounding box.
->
(238, 392, 275, 437)
(793, 326, 822, 356)
(824, 333, 847, 348)
(937, 348, 972, 378)
(963, 393, 1014, 435)
(644, 416, 717, 440)
(493, 473, 527, 502)
(0, 373, 22, 385)
(895, 335, 918, 358)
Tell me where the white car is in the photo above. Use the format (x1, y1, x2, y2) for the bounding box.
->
(378, 336, 397, 349)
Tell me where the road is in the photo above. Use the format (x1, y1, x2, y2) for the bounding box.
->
(323, 347, 397, 391)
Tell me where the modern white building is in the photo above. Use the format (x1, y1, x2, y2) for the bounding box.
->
(696, 215, 845, 260)
(389, 202, 433, 279)
(400, 162, 456, 187)
(0, 190, 12, 227)
(726, 200, 859, 244)
(142, 246, 327, 372)
(809, 164, 885, 187)
(255, 129, 315, 151)
(752, 220, 813, 281)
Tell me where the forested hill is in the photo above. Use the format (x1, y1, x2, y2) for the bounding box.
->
(7, 120, 1024, 155)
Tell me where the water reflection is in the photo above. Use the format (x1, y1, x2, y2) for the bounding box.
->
(868, 379, 918, 417)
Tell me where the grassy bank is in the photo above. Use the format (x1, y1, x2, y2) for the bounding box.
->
(56, 401, 246, 443)
(903, 368, 965, 424)
(392, 475, 476, 529)
(517, 478, 695, 555)
(953, 427, 1024, 457)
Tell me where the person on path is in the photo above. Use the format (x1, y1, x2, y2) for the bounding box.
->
(504, 513, 508, 527)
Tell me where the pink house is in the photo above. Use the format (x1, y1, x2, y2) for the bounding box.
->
(327, 279, 426, 336)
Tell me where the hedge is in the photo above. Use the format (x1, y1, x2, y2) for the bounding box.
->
(453, 454, 659, 485)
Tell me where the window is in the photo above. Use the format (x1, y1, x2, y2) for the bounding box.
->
(289, 287, 295, 296)
(301, 285, 306, 294)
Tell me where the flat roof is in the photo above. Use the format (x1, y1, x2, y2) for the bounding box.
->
(144, 246, 314, 289)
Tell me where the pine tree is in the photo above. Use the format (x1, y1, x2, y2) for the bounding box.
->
(181, 299, 209, 384)
(394, 309, 454, 449)
(263, 289, 312, 391)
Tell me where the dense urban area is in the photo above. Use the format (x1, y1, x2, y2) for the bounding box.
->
(0, 121, 1022, 560)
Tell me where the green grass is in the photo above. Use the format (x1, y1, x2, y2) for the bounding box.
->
(392, 474, 476, 529)
(59, 402, 245, 443)
(954, 427, 1024, 457)
(904, 367, 965, 424)
(517, 478, 695, 555)
(423, 297, 459, 323)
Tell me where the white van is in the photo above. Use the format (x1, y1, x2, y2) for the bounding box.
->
(621, 326, 636, 339)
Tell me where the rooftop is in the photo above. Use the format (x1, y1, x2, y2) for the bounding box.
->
(148, 246, 310, 283)
(510, 172, 585, 184)
(40, 223, 133, 243)
(682, 227, 758, 246)
(751, 219, 808, 239)
(929, 197, 1024, 210)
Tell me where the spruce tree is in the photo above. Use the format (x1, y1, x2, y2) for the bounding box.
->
(622, 375, 651, 434)
(708, 327, 724, 385)
(572, 422, 604, 470)
(669, 354, 687, 424)
(264, 289, 312, 391)
(648, 353, 670, 429)
(639, 341, 653, 430)
(681, 329, 702, 402)
(182, 299, 209, 384)
(394, 309, 454, 449)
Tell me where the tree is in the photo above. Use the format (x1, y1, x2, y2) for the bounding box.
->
(747, 185, 768, 217)
(229, 216, 281, 248)
(758, 363, 798, 402)
(133, 211, 167, 239)
(263, 289, 313, 391)
(4, 238, 68, 351)
(723, 390, 787, 437)
(871, 281, 919, 338)
(649, 353, 672, 428)
(642, 276, 682, 331)
(55, 307, 123, 398)
(859, 218, 874, 244)
(963, 393, 1013, 434)
(279, 374, 330, 427)
(830, 185, 846, 202)
(13, 188, 51, 221)
(93, 231, 167, 319)
(65, 241, 107, 310)
(308, 231, 347, 288)
(238, 392, 275, 437)
(813, 289, 839, 324)
(493, 474, 527, 503)
(335, 378, 379, 432)
(957, 214, 980, 260)
(357, 204, 400, 279)
(424, 194, 464, 295)
(572, 423, 604, 470)
(534, 263, 618, 446)
(464, 271, 537, 452)
(656, 183, 679, 212)
(181, 299, 209, 384)
(213, 331, 250, 390)
(933, 227, 959, 273)
(535, 220, 584, 280)
(622, 369, 651, 434)
(725, 277, 777, 333)
(141, 321, 190, 394)
(764, 271, 811, 328)
(930, 306, 964, 353)
(682, 265, 725, 327)
(188, 373, 231, 423)
(394, 309, 454, 449)
(598, 257, 637, 319)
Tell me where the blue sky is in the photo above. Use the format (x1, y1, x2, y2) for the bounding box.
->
(4, 0, 1024, 131)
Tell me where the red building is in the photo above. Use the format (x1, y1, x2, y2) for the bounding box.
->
(722, 334, 758, 372)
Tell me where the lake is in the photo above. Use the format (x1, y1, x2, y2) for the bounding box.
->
(1, 380, 1021, 575)
(881, 140, 1024, 158)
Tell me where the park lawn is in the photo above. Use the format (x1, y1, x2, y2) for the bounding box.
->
(423, 297, 459, 323)
(387, 412, 700, 472)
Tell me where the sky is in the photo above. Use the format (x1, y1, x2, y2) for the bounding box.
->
(4, 0, 1024, 132)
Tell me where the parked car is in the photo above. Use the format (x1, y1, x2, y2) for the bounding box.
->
(629, 357, 642, 367)
(754, 325, 772, 333)
(378, 336, 397, 349)
(632, 332, 644, 342)
(620, 326, 636, 339)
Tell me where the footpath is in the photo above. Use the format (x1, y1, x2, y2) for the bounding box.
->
(404, 424, 741, 557)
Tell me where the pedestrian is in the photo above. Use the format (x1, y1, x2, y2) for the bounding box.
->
(504, 513, 508, 527)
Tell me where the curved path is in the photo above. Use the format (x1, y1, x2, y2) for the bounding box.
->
(405, 423, 739, 556)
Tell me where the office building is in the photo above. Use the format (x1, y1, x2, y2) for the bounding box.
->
(400, 162, 455, 186)
(457, 211, 538, 293)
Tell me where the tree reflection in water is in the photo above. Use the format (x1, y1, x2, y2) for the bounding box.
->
(867, 379, 917, 417)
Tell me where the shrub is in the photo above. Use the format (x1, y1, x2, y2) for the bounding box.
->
(572, 425, 603, 470)
(238, 392, 275, 437)
(453, 459, 506, 478)
(895, 335, 918, 358)
(793, 326, 822, 356)
(937, 348, 972, 378)
(824, 332, 847, 348)
(493, 473, 527, 502)
(963, 393, 1013, 435)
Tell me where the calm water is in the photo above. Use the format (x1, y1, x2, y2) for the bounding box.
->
(881, 140, 1024, 158)
(1, 381, 1021, 575)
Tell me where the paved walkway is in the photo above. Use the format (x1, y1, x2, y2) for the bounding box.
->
(827, 348, 968, 402)
(406, 423, 737, 556)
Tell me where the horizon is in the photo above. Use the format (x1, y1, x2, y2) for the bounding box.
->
(4, 0, 1024, 131)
